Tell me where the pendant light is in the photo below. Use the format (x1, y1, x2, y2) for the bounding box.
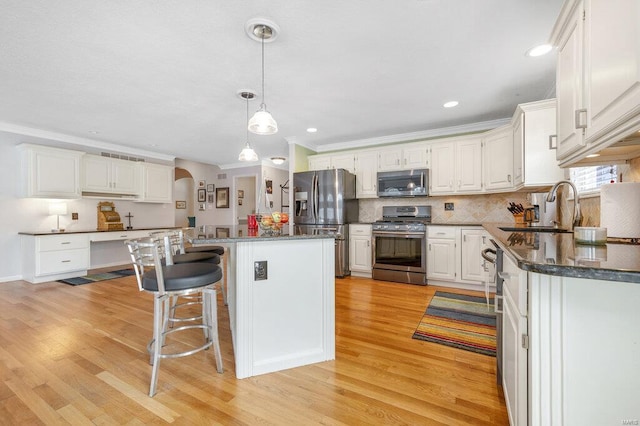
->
(247, 22, 278, 135)
(238, 91, 259, 162)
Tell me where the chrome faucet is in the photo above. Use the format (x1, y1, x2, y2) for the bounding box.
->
(546, 180, 582, 230)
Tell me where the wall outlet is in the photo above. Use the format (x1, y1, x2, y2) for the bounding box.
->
(444, 203, 454, 211)
(254, 261, 268, 281)
(72, 212, 79, 220)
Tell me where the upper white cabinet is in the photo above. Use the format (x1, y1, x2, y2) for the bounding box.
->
(551, 0, 640, 165)
(355, 151, 378, 198)
(483, 125, 514, 191)
(431, 137, 483, 195)
(18, 144, 83, 199)
(377, 144, 430, 171)
(81, 154, 138, 195)
(138, 163, 173, 203)
(513, 99, 566, 189)
(308, 153, 355, 173)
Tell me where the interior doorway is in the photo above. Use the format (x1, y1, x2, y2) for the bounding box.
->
(234, 175, 257, 225)
(174, 167, 195, 227)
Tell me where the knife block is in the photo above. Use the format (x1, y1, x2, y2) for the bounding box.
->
(513, 213, 525, 224)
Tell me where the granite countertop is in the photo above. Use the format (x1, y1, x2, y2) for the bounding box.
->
(18, 227, 179, 236)
(187, 224, 334, 243)
(483, 223, 640, 284)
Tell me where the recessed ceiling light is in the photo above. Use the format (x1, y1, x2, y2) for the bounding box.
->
(586, 153, 601, 158)
(443, 101, 459, 108)
(307, 127, 318, 133)
(270, 157, 286, 165)
(88, 130, 99, 135)
(525, 44, 553, 57)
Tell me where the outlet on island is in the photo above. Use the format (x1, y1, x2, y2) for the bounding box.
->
(444, 203, 454, 211)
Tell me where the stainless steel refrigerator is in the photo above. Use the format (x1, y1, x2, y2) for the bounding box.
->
(293, 169, 359, 277)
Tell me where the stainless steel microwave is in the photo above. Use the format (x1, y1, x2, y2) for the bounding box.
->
(377, 169, 429, 197)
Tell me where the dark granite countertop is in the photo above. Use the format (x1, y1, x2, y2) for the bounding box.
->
(18, 227, 179, 236)
(186, 225, 333, 243)
(429, 222, 483, 227)
(483, 223, 640, 284)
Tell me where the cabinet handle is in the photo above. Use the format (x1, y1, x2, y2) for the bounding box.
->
(548, 134, 557, 150)
(575, 109, 588, 129)
(482, 236, 486, 244)
(61, 260, 71, 263)
(428, 244, 431, 251)
(61, 242, 71, 245)
(367, 241, 370, 247)
(507, 174, 511, 183)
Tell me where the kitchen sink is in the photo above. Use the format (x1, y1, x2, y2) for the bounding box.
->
(498, 226, 572, 233)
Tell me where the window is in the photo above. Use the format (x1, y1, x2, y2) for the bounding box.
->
(569, 165, 617, 193)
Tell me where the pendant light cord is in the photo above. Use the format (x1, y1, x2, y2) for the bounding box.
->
(261, 26, 266, 107)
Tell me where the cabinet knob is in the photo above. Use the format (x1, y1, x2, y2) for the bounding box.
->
(507, 174, 511, 183)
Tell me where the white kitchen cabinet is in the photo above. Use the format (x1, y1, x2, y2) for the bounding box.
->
(308, 153, 355, 173)
(551, 0, 640, 165)
(355, 151, 378, 198)
(308, 155, 331, 171)
(18, 144, 84, 199)
(429, 142, 456, 193)
(21, 233, 90, 283)
(460, 229, 492, 285)
(512, 99, 566, 189)
(483, 125, 514, 191)
(427, 226, 457, 282)
(431, 138, 483, 195)
(138, 163, 173, 203)
(82, 154, 138, 195)
(377, 144, 430, 171)
(349, 224, 372, 276)
(456, 138, 483, 192)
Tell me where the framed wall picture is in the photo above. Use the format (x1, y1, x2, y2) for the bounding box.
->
(238, 189, 244, 198)
(198, 203, 206, 211)
(266, 179, 273, 194)
(198, 180, 206, 188)
(216, 187, 229, 208)
(238, 198, 243, 206)
(207, 193, 214, 203)
(197, 188, 206, 202)
(175, 200, 186, 209)
(207, 184, 214, 192)
(216, 227, 230, 238)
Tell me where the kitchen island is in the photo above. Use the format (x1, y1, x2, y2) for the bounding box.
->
(484, 223, 640, 426)
(186, 225, 336, 379)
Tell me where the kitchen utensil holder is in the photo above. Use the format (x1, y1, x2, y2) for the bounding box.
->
(514, 213, 525, 224)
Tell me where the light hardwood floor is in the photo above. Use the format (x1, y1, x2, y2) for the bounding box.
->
(0, 274, 508, 425)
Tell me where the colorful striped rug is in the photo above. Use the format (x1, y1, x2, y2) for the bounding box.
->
(412, 291, 496, 356)
(58, 269, 136, 286)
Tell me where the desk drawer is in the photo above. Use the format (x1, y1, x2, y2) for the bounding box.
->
(37, 248, 90, 275)
(38, 234, 89, 252)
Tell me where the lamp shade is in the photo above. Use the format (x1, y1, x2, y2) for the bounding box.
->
(238, 143, 259, 162)
(248, 106, 278, 135)
(49, 202, 68, 216)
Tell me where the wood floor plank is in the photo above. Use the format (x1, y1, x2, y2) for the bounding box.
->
(0, 273, 508, 424)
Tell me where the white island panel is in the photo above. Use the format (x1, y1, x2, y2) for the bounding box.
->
(233, 237, 335, 379)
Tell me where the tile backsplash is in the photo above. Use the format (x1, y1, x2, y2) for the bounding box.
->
(359, 192, 530, 224)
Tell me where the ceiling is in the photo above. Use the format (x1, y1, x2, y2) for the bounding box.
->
(0, 0, 564, 168)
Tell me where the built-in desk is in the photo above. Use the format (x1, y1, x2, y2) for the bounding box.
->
(187, 225, 336, 379)
(19, 227, 175, 283)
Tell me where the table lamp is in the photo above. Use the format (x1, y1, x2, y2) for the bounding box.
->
(49, 202, 68, 232)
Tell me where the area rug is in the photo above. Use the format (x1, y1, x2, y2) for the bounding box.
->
(412, 291, 496, 356)
(58, 269, 136, 286)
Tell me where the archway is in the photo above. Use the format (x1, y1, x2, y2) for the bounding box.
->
(174, 167, 195, 227)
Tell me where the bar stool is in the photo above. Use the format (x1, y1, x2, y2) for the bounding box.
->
(125, 236, 223, 397)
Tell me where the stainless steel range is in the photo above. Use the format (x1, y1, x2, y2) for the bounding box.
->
(372, 205, 431, 285)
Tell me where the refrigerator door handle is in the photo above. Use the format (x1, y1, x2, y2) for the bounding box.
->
(313, 173, 319, 222)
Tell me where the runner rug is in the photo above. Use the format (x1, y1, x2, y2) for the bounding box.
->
(412, 291, 496, 356)
(58, 269, 136, 286)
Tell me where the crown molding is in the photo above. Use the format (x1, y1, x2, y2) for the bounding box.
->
(314, 118, 511, 153)
(0, 122, 175, 162)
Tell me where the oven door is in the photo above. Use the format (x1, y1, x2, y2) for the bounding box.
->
(372, 231, 426, 273)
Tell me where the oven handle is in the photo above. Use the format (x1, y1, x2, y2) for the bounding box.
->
(372, 231, 426, 237)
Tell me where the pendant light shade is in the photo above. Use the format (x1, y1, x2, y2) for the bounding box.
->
(238, 91, 259, 162)
(248, 22, 278, 135)
(238, 142, 259, 161)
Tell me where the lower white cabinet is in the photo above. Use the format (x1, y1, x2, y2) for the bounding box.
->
(349, 224, 372, 276)
(460, 228, 494, 286)
(427, 226, 457, 281)
(21, 234, 90, 283)
(501, 253, 528, 426)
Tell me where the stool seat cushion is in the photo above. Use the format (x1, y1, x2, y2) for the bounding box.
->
(142, 263, 222, 292)
(185, 246, 225, 256)
(172, 252, 220, 264)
